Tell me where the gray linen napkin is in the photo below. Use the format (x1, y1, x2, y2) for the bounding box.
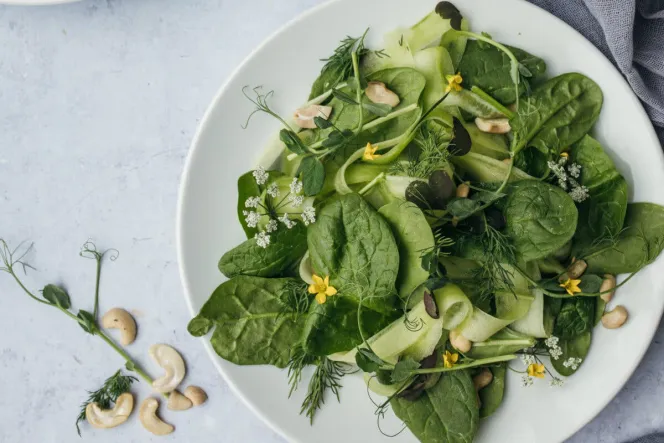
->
(527, 0, 664, 147)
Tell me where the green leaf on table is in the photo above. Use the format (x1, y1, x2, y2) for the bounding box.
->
(42, 284, 71, 309)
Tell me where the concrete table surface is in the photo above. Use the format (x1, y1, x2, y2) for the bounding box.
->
(0, 1, 662, 442)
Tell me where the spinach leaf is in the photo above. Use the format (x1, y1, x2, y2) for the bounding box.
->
(378, 201, 435, 300)
(236, 170, 282, 238)
(218, 223, 308, 278)
(504, 181, 578, 262)
(304, 194, 401, 355)
(479, 364, 506, 419)
(307, 193, 400, 311)
(187, 276, 308, 368)
(554, 297, 595, 339)
(511, 73, 603, 155)
(584, 203, 664, 274)
(551, 332, 591, 376)
(302, 295, 395, 356)
(458, 40, 546, 105)
(569, 136, 628, 253)
(392, 370, 479, 443)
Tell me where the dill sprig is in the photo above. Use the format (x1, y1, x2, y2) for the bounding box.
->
(470, 223, 518, 300)
(287, 346, 352, 424)
(300, 357, 349, 424)
(280, 280, 311, 317)
(75, 370, 137, 435)
(318, 30, 371, 87)
(389, 122, 452, 179)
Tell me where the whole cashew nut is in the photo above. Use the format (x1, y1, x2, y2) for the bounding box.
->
(602, 305, 628, 329)
(139, 398, 174, 435)
(475, 117, 511, 134)
(365, 81, 401, 107)
(86, 392, 134, 429)
(293, 105, 332, 129)
(149, 344, 186, 393)
(184, 386, 208, 406)
(167, 390, 193, 411)
(449, 330, 472, 353)
(102, 308, 137, 346)
(600, 274, 617, 303)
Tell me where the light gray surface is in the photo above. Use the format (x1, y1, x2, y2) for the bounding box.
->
(0, 1, 662, 442)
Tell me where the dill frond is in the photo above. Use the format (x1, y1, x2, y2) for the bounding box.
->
(75, 370, 137, 435)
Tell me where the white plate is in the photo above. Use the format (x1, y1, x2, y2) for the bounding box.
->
(177, 0, 664, 442)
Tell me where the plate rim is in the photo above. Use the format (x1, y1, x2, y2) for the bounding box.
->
(176, 0, 664, 442)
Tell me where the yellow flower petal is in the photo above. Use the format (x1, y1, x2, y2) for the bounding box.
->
(363, 142, 380, 161)
(560, 278, 582, 296)
(315, 292, 327, 304)
(443, 351, 459, 368)
(312, 274, 324, 286)
(325, 285, 337, 296)
(527, 363, 546, 379)
(560, 152, 569, 158)
(308, 284, 318, 294)
(324, 275, 330, 286)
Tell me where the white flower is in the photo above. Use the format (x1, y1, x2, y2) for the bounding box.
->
(302, 206, 316, 225)
(568, 163, 582, 178)
(265, 219, 278, 233)
(569, 185, 590, 203)
(267, 182, 280, 198)
(243, 210, 261, 228)
(255, 231, 271, 248)
(521, 374, 533, 387)
(253, 166, 269, 185)
(520, 354, 535, 366)
(549, 347, 563, 361)
(550, 377, 565, 387)
(245, 196, 261, 208)
(290, 195, 304, 207)
(279, 213, 296, 229)
(544, 336, 560, 348)
(562, 357, 583, 370)
(289, 178, 303, 195)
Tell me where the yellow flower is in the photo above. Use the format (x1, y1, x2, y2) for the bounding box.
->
(308, 274, 337, 304)
(443, 350, 459, 368)
(527, 363, 546, 379)
(445, 72, 463, 93)
(560, 278, 582, 296)
(363, 142, 380, 161)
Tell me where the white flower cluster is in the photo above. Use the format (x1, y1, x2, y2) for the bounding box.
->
(545, 336, 563, 360)
(562, 357, 583, 370)
(243, 171, 316, 249)
(521, 374, 534, 387)
(520, 354, 536, 366)
(549, 377, 565, 387)
(547, 155, 590, 203)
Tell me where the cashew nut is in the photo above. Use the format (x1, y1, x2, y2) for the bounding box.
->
(473, 368, 493, 390)
(449, 330, 472, 353)
(149, 344, 186, 393)
(566, 259, 588, 279)
(475, 117, 511, 134)
(86, 392, 134, 429)
(293, 105, 332, 129)
(184, 386, 208, 406)
(139, 398, 174, 436)
(365, 81, 400, 107)
(456, 183, 470, 198)
(167, 390, 193, 411)
(602, 305, 628, 329)
(600, 274, 617, 302)
(102, 308, 137, 346)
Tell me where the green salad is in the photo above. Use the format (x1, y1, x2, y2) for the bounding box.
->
(188, 2, 664, 441)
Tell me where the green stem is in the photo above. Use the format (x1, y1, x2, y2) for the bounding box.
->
(471, 86, 514, 118)
(495, 156, 514, 194)
(93, 257, 103, 319)
(358, 173, 386, 195)
(362, 104, 419, 130)
(411, 354, 517, 375)
(351, 51, 364, 135)
(10, 272, 50, 305)
(515, 266, 639, 297)
(95, 329, 157, 388)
